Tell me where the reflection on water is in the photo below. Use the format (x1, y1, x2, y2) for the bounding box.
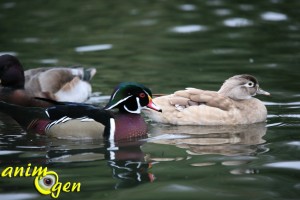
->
(223, 18, 253, 27)
(75, 44, 113, 53)
(261, 11, 288, 21)
(104, 139, 154, 188)
(0, 134, 154, 189)
(148, 123, 267, 156)
(170, 25, 208, 33)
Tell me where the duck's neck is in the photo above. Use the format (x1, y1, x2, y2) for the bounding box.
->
(113, 112, 148, 141)
(218, 87, 250, 101)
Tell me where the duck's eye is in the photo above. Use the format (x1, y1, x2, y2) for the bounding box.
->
(246, 82, 254, 87)
(139, 93, 146, 98)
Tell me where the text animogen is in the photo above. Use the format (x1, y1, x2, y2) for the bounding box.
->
(1, 163, 81, 198)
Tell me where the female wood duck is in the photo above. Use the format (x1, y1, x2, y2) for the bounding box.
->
(143, 74, 270, 125)
(0, 82, 162, 140)
(0, 54, 96, 106)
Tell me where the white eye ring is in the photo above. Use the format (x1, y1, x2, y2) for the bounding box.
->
(245, 82, 254, 87)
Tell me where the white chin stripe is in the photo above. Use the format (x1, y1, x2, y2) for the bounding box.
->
(124, 97, 142, 114)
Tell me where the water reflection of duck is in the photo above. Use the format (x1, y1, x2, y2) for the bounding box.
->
(147, 123, 267, 156)
(144, 74, 270, 125)
(46, 139, 155, 188)
(104, 140, 155, 188)
(0, 137, 154, 189)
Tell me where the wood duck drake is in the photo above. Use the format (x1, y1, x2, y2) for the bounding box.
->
(0, 82, 162, 140)
(143, 74, 270, 125)
(0, 54, 96, 105)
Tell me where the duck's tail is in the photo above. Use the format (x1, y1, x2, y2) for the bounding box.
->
(0, 101, 48, 130)
(83, 68, 97, 82)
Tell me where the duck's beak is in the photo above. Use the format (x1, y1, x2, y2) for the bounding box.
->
(146, 96, 162, 112)
(257, 87, 270, 96)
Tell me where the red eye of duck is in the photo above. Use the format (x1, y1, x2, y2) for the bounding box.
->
(139, 93, 146, 98)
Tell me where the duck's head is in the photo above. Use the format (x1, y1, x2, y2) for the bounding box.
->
(218, 74, 270, 100)
(105, 82, 162, 114)
(0, 54, 25, 89)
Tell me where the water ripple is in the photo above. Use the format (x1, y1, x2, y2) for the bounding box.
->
(0, 52, 18, 56)
(162, 184, 197, 192)
(50, 152, 104, 163)
(287, 141, 300, 146)
(214, 8, 231, 16)
(39, 58, 58, 64)
(2, 2, 16, 9)
(261, 11, 288, 21)
(75, 44, 113, 52)
(264, 101, 300, 106)
(170, 25, 207, 33)
(22, 37, 40, 43)
(268, 114, 300, 119)
(265, 161, 300, 170)
(223, 18, 253, 27)
(0, 193, 39, 200)
(0, 150, 22, 155)
(178, 4, 197, 11)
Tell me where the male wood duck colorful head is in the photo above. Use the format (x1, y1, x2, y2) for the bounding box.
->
(0, 82, 162, 140)
(0, 54, 96, 106)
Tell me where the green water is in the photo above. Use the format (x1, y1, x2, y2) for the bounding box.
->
(0, 0, 300, 199)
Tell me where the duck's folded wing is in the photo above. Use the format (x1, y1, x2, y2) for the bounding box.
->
(172, 88, 233, 111)
(46, 104, 112, 123)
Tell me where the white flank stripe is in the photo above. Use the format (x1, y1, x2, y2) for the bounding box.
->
(62, 117, 72, 123)
(109, 118, 115, 141)
(80, 118, 95, 122)
(107, 118, 118, 160)
(45, 116, 72, 132)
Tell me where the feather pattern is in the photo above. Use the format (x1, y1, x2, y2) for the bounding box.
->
(144, 74, 269, 125)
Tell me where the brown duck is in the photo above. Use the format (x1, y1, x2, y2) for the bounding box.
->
(144, 74, 270, 125)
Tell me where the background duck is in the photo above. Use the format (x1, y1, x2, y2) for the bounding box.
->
(0, 82, 162, 140)
(0, 54, 96, 106)
(144, 74, 270, 125)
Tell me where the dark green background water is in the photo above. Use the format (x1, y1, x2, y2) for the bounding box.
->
(0, 0, 300, 199)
